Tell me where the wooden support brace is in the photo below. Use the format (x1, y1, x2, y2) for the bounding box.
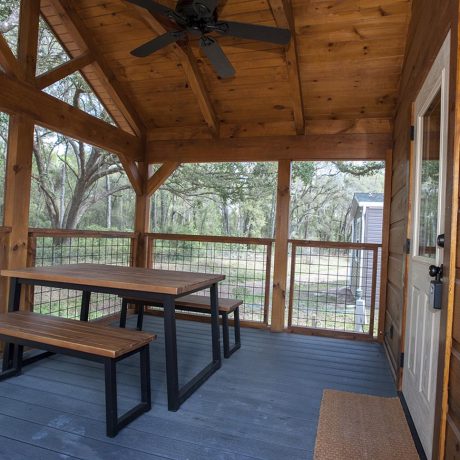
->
(146, 162, 180, 197)
(36, 52, 95, 89)
(0, 34, 21, 78)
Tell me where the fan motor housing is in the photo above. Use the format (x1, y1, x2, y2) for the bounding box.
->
(176, 0, 216, 21)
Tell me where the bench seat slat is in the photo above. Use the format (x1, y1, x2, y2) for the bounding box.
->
(0, 312, 155, 358)
(174, 295, 242, 312)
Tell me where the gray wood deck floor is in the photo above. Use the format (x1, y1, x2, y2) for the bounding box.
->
(0, 316, 396, 460)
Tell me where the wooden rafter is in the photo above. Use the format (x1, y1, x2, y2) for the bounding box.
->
(36, 52, 95, 89)
(269, 0, 305, 135)
(0, 73, 143, 161)
(131, 5, 220, 137)
(146, 162, 180, 196)
(146, 134, 391, 163)
(45, 0, 146, 138)
(0, 34, 20, 78)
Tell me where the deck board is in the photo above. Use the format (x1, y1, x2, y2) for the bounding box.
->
(0, 316, 396, 459)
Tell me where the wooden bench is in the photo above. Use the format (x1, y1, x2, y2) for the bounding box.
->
(120, 294, 242, 358)
(0, 311, 155, 437)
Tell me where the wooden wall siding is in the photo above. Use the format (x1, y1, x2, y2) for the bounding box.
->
(386, 0, 460, 457)
(385, 0, 455, 378)
(41, 0, 411, 141)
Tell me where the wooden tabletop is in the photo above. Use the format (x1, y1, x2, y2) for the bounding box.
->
(1, 264, 225, 295)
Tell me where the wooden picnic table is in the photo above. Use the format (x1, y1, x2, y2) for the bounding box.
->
(1, 263, 225, 411)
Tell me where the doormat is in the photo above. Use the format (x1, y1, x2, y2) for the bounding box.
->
(314, 390, 419, 459)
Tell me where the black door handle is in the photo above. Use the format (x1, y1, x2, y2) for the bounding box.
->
(429, 264, 443, 281)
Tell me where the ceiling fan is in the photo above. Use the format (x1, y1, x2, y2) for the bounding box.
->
(127, 0, 291, 79)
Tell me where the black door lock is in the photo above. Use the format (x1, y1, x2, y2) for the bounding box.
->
(429, 264, 443, 310)
(437, 234, 445, 248)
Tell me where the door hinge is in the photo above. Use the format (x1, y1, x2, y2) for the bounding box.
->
(405, 238, 411, 255)
(410, 125, 415, 141)
(400, 352, 405, 368)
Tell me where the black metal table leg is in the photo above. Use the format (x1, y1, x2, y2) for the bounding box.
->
(163, 295, 180, 411)
(2, 277, 21, 372)
(119, 298, 128, 328)
(136, 302, 145, 331)
(80, 290, 91, 322)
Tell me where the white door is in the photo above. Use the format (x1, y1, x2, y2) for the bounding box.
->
(402, 32, 450, 460)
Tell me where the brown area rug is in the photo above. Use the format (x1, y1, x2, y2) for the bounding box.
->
(314, 390, 419, 460)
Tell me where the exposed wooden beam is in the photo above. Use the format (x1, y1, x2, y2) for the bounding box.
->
(47, 0, 145, 137)
(271, 160, 291, 331)
(0, 34, 20, 78)
(269, 0, 305, 135)
(36, 52, 95, 89)
(131, 5, 220, 136)
(0, 73, 143, 161)
(146, 133, 391, 163)
(146, 162, 180, 196)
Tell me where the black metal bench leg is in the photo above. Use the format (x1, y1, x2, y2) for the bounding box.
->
(222, 312, 230, 359)
(119, 299, 128, 328)
(223, 307, 241, 359)
(140, 345, 151, 409)
(105, 359, 118, 438)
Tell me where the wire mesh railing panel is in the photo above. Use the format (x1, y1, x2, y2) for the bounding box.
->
(148, 236, 272, 324)
(30, 234, 134, 320)
(288, 242, 380, 336)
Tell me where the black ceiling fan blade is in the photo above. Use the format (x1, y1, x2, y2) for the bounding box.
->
(200, 37, 235, 79)
(125, 0, 176, 18)
(131, 31, 186, 57)
(220, 21, 291, 45)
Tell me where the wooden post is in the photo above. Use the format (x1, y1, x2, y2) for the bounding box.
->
(377, 149, 393, 342)
(133, 162, 150, 268)
(1, 1, 40, 317)
(271, 160, 292, 331)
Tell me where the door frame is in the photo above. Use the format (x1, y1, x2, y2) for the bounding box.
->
(400, 30, 455, 459)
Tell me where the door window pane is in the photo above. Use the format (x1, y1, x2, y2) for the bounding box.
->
(418, 90, 441, 259)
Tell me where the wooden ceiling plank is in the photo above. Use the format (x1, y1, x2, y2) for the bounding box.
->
(146, 162, 180, 196)
(46, 0, 146, 138)
(146, 133, 391, 163)
(269, 0, 305, 135)
(0, 34, 20, 78)
(36, 52, 95, 89)
(0, 72, 143, 161)
(130, 4, 220, 137)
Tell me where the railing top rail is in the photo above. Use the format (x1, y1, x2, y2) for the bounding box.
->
(0, 226, 11, 234)
(28, 228, 137, 239)
(146, 233, 274, 246)
(289, 239, 382, 250)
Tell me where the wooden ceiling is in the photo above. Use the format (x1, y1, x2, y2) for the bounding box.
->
(39, 0, 411, 142)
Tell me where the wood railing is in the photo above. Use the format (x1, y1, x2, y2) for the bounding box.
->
(146, 233, 273, 327)
(288, 239, 382, 340)
(27, 229, 137, 320)
(20, 229, 383, 340)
